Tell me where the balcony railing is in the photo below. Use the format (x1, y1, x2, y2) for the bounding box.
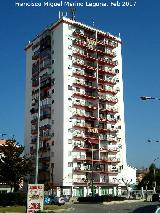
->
(73, 61, 97, 72)
(99, 107, 118, 114)
(73, 71, 96, 81)
(98, 68, 116, 76)
(73, 103, 97, 111)
(73, 92, 97, 100)
(98, 78, 116, 85)
(73, 81, 97, 90)
(98, 87, 118, 95)
(99, 96, 118, 104)
(73, 51, 97, 62)
(73, 113, 97, 120)
(73, 167, 119, 174)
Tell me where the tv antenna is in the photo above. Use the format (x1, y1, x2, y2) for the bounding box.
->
(70, 7, 76, 20)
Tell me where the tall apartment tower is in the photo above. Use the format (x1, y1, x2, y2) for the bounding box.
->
(25, 17, 135, 196)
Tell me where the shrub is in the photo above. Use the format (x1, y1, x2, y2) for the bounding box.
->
(77, 195, 126, 203)
(0, 192, 27, 206)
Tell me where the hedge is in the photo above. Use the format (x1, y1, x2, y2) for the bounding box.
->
(77, 195, 126, 203)
(0, 192, 27, 206)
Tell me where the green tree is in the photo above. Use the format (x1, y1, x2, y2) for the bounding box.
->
(138, 163, 160, 190)
(0, 139, 32, 192)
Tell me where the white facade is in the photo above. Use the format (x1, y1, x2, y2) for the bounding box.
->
(24, 17, 136, 196)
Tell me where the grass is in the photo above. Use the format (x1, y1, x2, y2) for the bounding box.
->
(0, 204, 69, 212)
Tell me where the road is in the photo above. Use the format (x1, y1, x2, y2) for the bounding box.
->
(58, 201, 160, 213)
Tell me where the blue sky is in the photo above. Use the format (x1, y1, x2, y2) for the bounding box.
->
(0, 0, 160, 168)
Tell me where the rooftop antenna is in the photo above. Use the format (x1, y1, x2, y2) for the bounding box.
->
(92, 20, 95, 27)
(70, 7, 76, 20)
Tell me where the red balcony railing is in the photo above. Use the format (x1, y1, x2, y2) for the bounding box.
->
(73, 61, 97, 72)
(97, 49, 116, 58)
(98, 68, 116, 76)
(98, 58, 116, 67)
(98, 88, 118, 95)
(73, 113, 97, 120)
(73, 103, 97, 111)
(73, 72, 96, 82)
(99, 118, 117, 124)
(73, 51, 97, 62)
(99, 108, 118, 114)
(98, 78, 116, 85)
(99, 97, 118, 104)
(73, 82, 97, 90)
(73, 92, 97, 100)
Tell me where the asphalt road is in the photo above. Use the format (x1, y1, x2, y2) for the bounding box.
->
(58, 201, 160, 213)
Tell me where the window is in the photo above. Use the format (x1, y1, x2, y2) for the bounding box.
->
(52, 69, 54, 74)
(68, 55, 72, 60)
(52, 60, 54, 64)
(115, 69, 119, 74)
(76, 87, 80, 92)
(68, 139, 72, 144)
(68, 151, 72, 156)
(68, 85, 72, 90)
(68, 162, 73, 167)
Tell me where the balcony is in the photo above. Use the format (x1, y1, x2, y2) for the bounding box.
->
(32, 50, 40, 60)
(98, 58, 116, 67)
(73, 31, 96, 41)
(73, 61, 97, 72)
(99, 96, 118, 104)
(97, 40, 117, 49)
(98, 68, 116, 76)
(31, 137, 37, 144)
(73, 103, 97, 111)
(73, 81, 97, 90)
(31, 118, 38, 124)
(99, 107, 118, 114)
(73, 167, 118, 175)
(73, 51, 97, 62)
(98, 78, 116, 85)
(73, 113, 97, 121)
(73, 92, 97, 100)
(99, 117, 117, 124)
(98, 87, 118, 95)
(73, 71, 96, 82)
(73, 40, 86, 48)
(32, 80, 39, 87)
(100, 137, 118, 143)
(97, 49, 116, 58)
(99, 147, 118, 153)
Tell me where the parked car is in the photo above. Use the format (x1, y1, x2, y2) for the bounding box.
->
(62, 195, 71, 202)
(152, 193, 160, 202)
(51, 196, 65, 205)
